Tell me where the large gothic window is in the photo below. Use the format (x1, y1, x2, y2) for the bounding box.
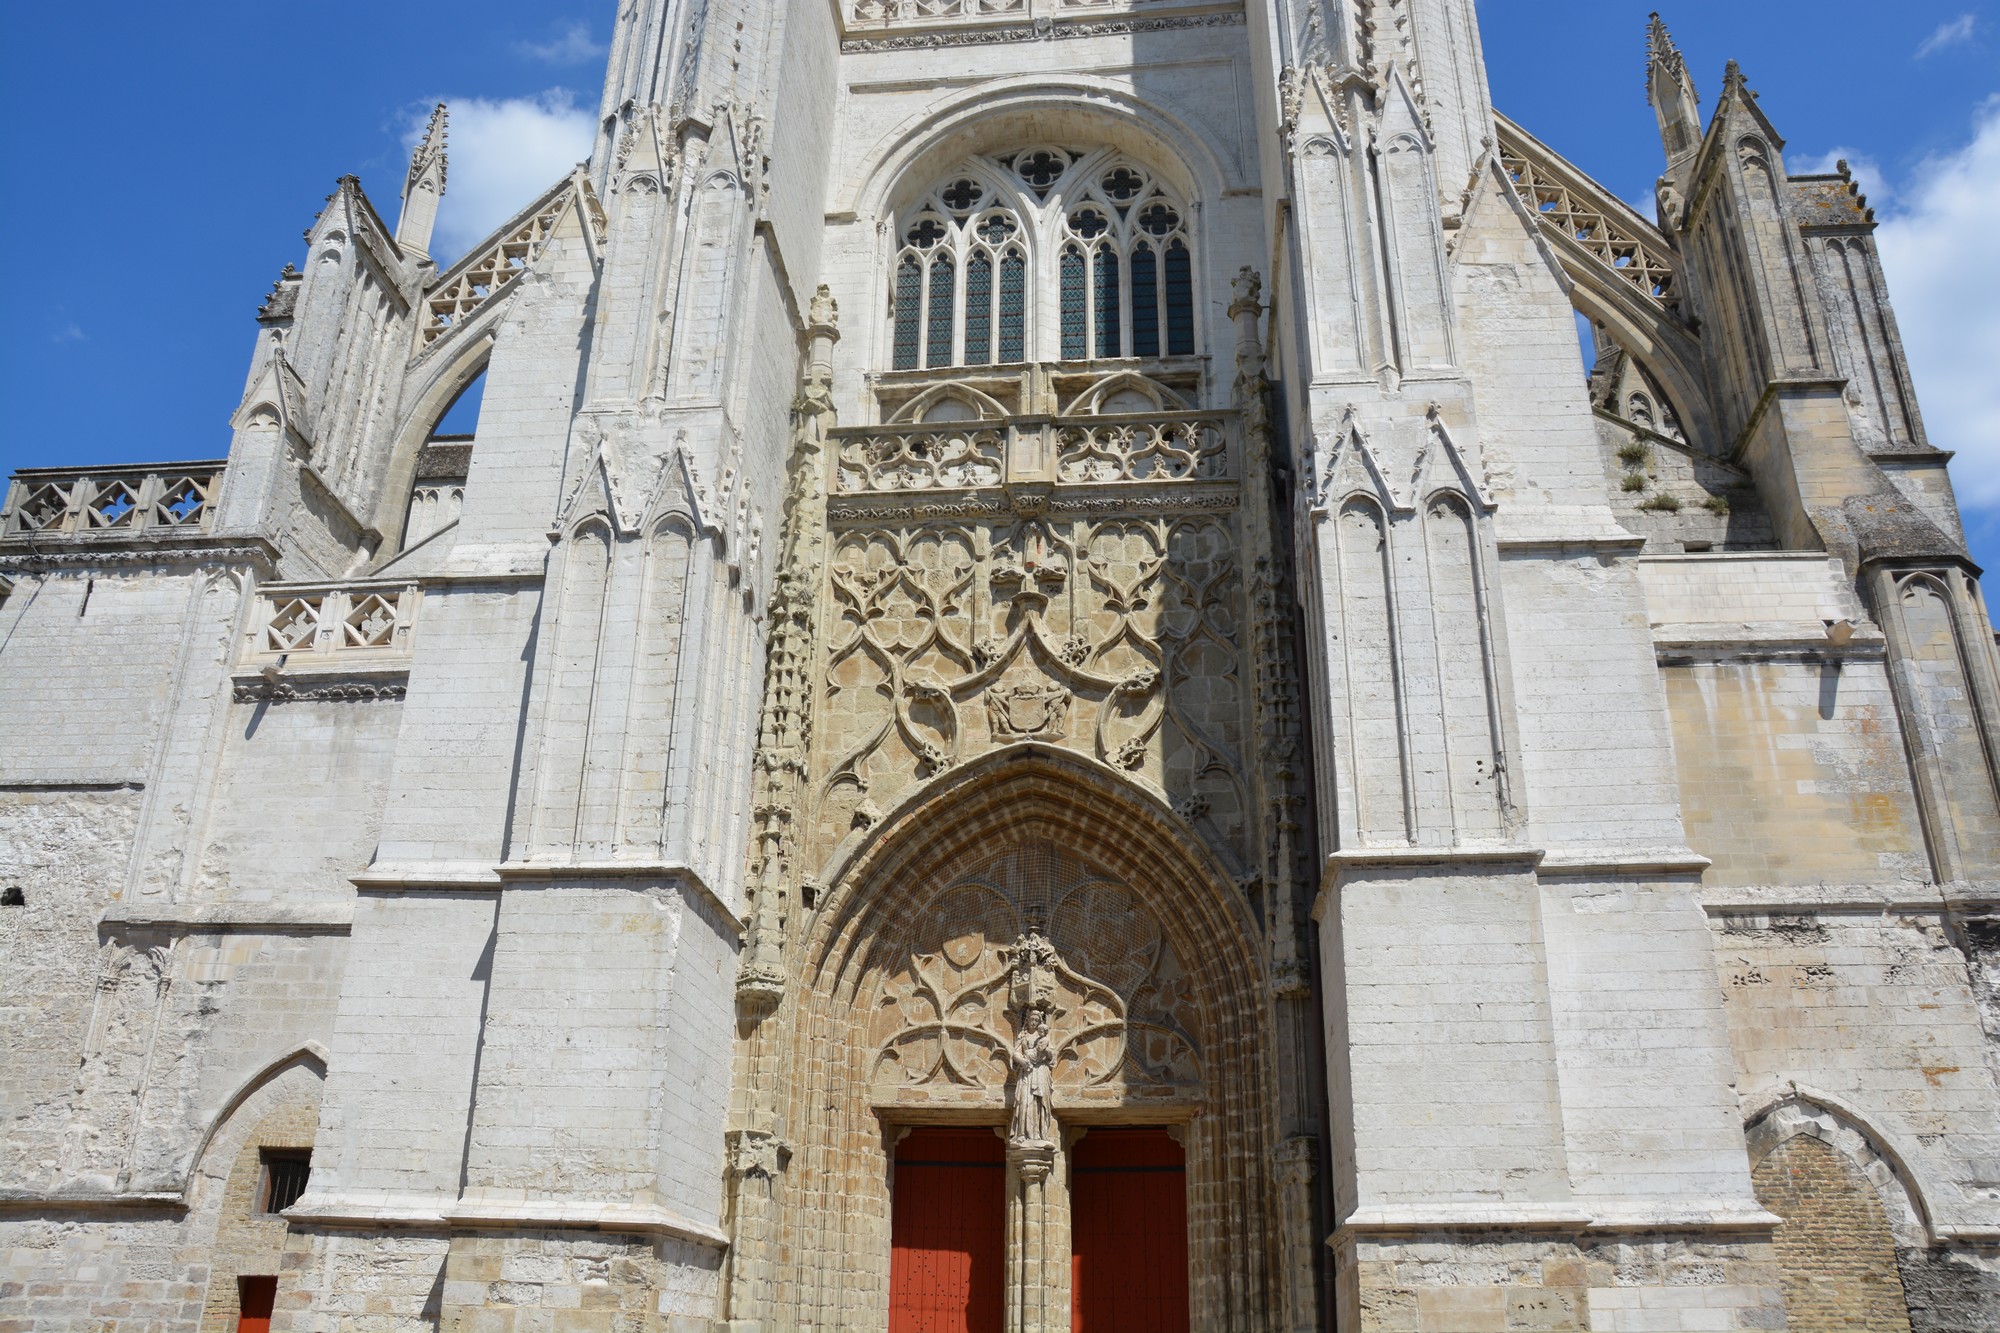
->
(890, 149, 1197, 371)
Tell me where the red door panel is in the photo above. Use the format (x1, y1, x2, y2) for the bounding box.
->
(890, 1128, 1006, 1333)
(1070, 1129, 1189, 1333)
(237, 1275, 277, 1333)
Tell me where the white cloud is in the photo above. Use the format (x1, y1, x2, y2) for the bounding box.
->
(49, 319, 86, 345)
(406, 91, 596, 262)
(515, 23, 606, 66)
(1870, 97, 2000, 505)
(1916, 14, 1978, 58)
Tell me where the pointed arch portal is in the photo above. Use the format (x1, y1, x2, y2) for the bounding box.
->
(777, 748, 1276, 1330)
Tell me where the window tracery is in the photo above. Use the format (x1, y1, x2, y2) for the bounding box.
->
(890, 150, 1197, 371)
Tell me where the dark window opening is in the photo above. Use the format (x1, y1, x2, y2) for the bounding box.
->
(964, 253, 993, 366)
(1164, 241, 1195, 356)
(1, 886, 24, 907)
(998, 254, 1026, 363)
(926, 254, 956, 368)
(259, 1149, 312, 1215)
(1131, 243, 1160, 359)
(1060, 248, 1087, 360)
(893, 256, 923, 371)
(1093, 248, 1121, 359)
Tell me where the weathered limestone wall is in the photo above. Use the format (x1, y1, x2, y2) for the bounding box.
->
(1712, 912, 1998, 1238)
(0, 569, 217, 787)
(193, 698, 402, 903)
(457, 879, 736, 1227)
(1336, 1233, 1784, 1332)
(0, 788, 142, 1190)
(0, 1058, 324, 1333)
(1641, 554, 1933, 887)
(297, 891, 494, 1212)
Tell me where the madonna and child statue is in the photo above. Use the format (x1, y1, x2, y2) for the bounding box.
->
(1009, 1007, 1056, 1148)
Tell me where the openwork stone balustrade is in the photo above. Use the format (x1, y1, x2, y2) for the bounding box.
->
(242, 581, 421, 662)
(832, 410, 1233, 493)
(0, 463, 224, 541)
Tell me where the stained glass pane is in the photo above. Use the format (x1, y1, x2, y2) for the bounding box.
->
(1094, 248, 1121, 359)
(1165, 241, 1194, 356)
(1131, 243, 1160, 359)
(965, 253, 993, 365)
(927, 254, 955, 368)
(999, 253, 1026, 363)
(893, 255, 922, 370)
(1061, 248, 1086, 361)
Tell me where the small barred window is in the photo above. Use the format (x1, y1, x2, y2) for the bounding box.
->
(889, 150, 1197, 370)
(259, 1149, 312, 1215)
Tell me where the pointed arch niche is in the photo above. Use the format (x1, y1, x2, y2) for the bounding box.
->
(773, 747, 1280, 1328)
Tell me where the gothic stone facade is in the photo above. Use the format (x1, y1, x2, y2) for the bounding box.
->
(3, 4, 1998, 1331)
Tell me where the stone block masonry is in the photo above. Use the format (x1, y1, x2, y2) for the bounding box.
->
(5, 2, 1999, 1330)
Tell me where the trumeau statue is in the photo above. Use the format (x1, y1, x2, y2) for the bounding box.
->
(1008, 1008, 1056, 1148)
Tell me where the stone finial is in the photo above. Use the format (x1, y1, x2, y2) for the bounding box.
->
(1646, 12, 1691, 92)
(407, 103, 449, 194)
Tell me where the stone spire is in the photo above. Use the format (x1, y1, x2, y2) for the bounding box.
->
(1647, 13, 1704, 175)
(396, 103, 448, 258)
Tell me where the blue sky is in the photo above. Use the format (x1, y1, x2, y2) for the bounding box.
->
(4, 2, 1994, 568)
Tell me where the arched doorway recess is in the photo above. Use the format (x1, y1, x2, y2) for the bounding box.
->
(776, 748, 1281, 1330)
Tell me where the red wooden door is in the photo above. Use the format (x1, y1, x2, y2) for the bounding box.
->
(890, 1128, 1006, 1333)
(236, 1276, 277, 1333)
(1070, 1129, 1190, 1333)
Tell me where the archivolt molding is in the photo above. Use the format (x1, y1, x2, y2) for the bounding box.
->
(775, 747, 1279, 1323)
(846, 78, 1232, 223)
(179, 1048, 327, 1212)
(1743, 1087, 1939, 1247)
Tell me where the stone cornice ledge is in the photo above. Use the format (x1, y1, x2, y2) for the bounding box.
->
(0, 1187, 187, 1214)
(1537, 847, 1713, 876)
(1315, 847, 1545, 920)
(1331, 1202, 1781, 1242)
(100, 900, 354, 934)
(444, 1197, 729, 1248)
(1327, 846, 1546, 869)
(352, 861, 505, 890)
(496, 860, 745, 932)
(0, 537, 279, 574)
(1703, 879, 2000, 914)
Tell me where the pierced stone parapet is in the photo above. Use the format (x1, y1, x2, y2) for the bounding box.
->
(844, 0, 1237, 38)
(233, 580, 421, 703)
(832, 410, 1232, 494)
(417, 175, 602, 351)
(1, 463, 224, 541)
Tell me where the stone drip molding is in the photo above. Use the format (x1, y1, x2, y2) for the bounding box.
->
(841, 10, 1246, 53)
(232, 676, 408, 704)
(0, 541, 277, 575)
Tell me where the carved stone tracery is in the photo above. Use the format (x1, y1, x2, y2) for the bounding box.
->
(867, 849, 1203, 1117)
